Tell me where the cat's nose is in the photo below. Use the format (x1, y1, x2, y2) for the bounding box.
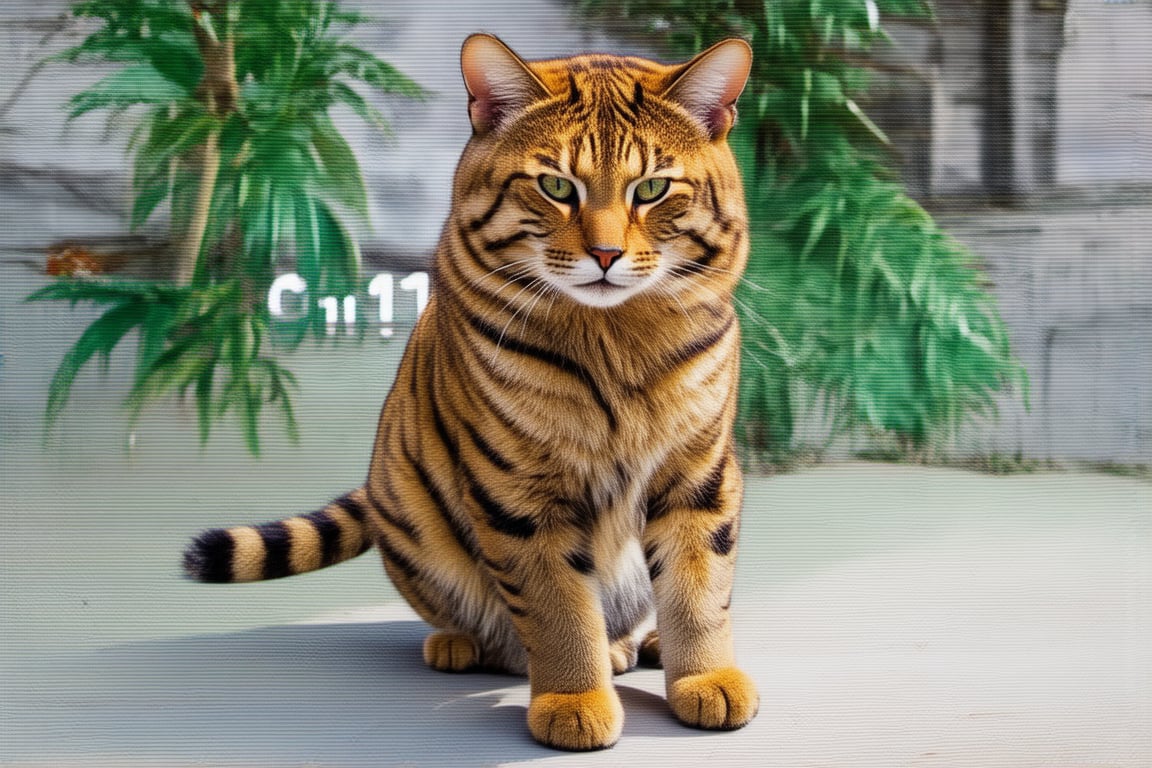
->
(589, 246, 623, 271)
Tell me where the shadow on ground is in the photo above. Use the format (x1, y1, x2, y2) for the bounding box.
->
(1, 619, 702, 767)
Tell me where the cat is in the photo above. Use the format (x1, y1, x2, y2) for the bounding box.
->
(184, 32, 756, 751)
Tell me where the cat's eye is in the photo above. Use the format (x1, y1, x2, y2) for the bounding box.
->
(633, 177, 670, 205)
(538, 174, 577, 204)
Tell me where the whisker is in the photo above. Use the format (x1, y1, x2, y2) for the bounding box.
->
(542, 285, 561, 325)
(492, 276, 549, 361)
(473, 258, 537, 285)
(671, 259, 774, 295)
(518, 281, 555, 338)
(653, 282, 693, 320)
(731, 294, 773, 328)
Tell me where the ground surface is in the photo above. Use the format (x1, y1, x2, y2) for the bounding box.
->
(2, 461, 1149, 768)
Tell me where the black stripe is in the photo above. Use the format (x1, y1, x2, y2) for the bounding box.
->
(464, 420, 513, 471)
(704, 178, 734, 233)
(690, 455, 728, 511)
(444, 227, 536, 307)
(184, 528, 234, 583)
(709, 520, 736, 556)
(377, 534, 421, 581)
(333, 493, 366, 522)
(306, 510, 345, 567)
(567, 73, 581, 105)
(482, 555, 508, 573)
(463, 308, 584, 378)
(645, 487, 672, 522)
(629, 82, 644, 115)
(664, 315, 735, 369)
(678, 227, 722, 268)
(469, 172, 530, 231)
(429, 397, 459, 456)
(463, 371, 537, 444)
(644, 542, 665, 582)
(365, 484, 422, 543)
(468, 471, 537, 539)
(455, 221, 493, 272)
(463, 311, 618, 432)
(565, 548, 595, 575)
(496, 578, 522, 597)
(404, 446, 482, 560)
(483, 230, 535, 253)
(260, 521, 293, 580)
(508, 604, 528, 617)
(706, 178, 722, 217)
(558, 493, 600, 533)
(534, 153, 562, 171)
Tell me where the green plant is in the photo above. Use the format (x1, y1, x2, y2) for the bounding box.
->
(578, 0, 1027, 464)
(30, 0, 425, 452)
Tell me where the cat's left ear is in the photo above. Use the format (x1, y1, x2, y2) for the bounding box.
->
(460, 34, 551, 135)
(662, 39, 753, 141)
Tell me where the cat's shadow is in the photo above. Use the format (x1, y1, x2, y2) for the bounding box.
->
(4, 620, 697, 766)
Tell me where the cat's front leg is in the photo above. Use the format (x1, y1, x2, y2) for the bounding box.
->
(484, 532, 623, 750)
(644, 449, 759, 730)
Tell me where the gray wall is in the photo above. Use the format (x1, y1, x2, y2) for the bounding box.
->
(1, 0, 1148, 464)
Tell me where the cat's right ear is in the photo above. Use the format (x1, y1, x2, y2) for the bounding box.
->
(460, 34, 550, 135)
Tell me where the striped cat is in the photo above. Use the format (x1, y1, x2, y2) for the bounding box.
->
(184, 33, 756, 751)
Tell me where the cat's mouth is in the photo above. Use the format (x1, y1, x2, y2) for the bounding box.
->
(575, 278, 623, 289)
(565, 276, 644, 308)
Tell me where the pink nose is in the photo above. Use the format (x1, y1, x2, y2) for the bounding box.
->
(589, 246, 623, 271)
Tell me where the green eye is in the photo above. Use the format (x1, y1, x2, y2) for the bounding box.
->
(634, 177, 670, 204)
(539, 174, 576, 203)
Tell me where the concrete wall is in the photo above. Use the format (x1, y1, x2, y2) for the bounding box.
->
(943, 203, 1151, 464)
(1, 0, 1148, 464)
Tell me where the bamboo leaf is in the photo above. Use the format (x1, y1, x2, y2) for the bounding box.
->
(845, 97, 890, 145)
(310, 115, 369, 216)
(67, 64, 191, 119)
(45, 301, 146, 425)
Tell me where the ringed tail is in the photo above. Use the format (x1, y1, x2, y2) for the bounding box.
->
(183, 488, 374, 583)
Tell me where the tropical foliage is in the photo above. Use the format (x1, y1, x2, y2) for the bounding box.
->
(29, 0, 425, 452)
(578, 0, 1026, 463)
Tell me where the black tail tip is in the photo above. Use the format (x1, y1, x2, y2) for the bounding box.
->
(182, 528, 235, 583)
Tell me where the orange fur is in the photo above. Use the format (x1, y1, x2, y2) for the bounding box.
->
(184, 34, 758, 750)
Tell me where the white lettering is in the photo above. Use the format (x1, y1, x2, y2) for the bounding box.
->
(268, 273, 307, 317)
(271, 271, 430, 337)
(367, 273, 395, 337)
(400, 272, 430, 317)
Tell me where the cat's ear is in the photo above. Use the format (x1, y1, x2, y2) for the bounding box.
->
(662, 39, 752, 140)
(460, 34, 551, 135)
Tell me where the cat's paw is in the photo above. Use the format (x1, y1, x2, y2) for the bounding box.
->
(609, 636, 638, 675)
(667, 667, 759, 730)
(422, 631, 478, 672)
(526, 688, 623, 751)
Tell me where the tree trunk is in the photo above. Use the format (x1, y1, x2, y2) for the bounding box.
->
(174, 2, 239, 285)
(173, 129, 220, 285)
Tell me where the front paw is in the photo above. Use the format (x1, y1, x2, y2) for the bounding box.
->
(423, 631, 478, 672)
(526, 688, 623, 751)
(668, 667, 759, 730)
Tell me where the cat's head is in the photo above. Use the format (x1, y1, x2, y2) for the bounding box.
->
(449, 35, 752, 310)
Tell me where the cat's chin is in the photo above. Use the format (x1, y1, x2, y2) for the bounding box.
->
(564, 279, 646, 309)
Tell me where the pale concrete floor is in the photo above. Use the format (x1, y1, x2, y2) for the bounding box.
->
(1, 463, 1149, 767)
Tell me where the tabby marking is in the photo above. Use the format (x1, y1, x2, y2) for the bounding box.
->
(184, 33, 756, 751)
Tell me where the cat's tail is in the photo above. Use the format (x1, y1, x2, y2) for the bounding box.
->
(183, 488, 374, 583)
